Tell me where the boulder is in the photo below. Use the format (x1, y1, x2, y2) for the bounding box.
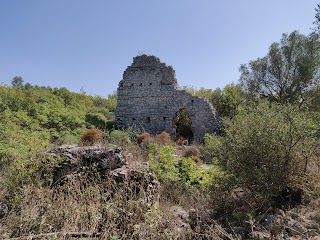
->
(45, 144, 160, 206)
(45, 144, 126, 183)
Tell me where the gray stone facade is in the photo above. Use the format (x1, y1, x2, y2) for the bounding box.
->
(115, 55, 220, 142)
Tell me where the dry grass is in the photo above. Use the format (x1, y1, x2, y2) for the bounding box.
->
(0, 176, 150, 239)
(306, 147, 320, 195)
(0, 175, 230, 240)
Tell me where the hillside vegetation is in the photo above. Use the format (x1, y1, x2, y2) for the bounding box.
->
(1, 76, 320, 239)
(2, 13, 320, 239)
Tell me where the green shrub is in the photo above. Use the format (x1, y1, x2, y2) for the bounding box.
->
(148, 143, 179, 182)
(180, 158, 227, 189)
(222, 102, 316, 195)
(85, 112, 107, 129)
(202, 133, 222, 163)
(107, 130, 131, 146)
(148, 143, 227, 189)
(105, 120, 117, 131)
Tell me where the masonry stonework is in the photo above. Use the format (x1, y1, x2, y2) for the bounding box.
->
(115, 55, 220, 142)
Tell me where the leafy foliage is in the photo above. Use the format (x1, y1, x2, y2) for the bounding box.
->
(0, 83, 116, 144)
(0, 82, 117, 203)
(106, 129, 131, 146)
(11, 76, 24, 88)
(222, 102, 316, 195)
(148, 143, 179, 182)
(148, 143, 227, 189)
(210, 84, 245, 118)
(202, 133, 222, 163)
(239, 31, 320, 105)
(180, 158, 226, 189)
(314, 4, 320, 33)
(182, 84, 245, 119)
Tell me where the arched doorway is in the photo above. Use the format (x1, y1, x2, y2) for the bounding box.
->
(173, 108, 194, 141)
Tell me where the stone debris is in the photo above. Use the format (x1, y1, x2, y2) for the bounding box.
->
(252, 210, 320, 239)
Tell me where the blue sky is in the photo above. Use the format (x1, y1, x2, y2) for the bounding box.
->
(0, 1, 318, 97)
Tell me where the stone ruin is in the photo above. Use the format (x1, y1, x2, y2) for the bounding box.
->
(115, 55, 220, 142)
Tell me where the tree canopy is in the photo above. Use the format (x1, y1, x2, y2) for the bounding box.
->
(239, 31, 320, 105)
(11, 76, 24, 88)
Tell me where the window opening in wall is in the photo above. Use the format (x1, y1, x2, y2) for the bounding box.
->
(147, 117, 151, 123)
(120, 83, 123, 87)
(149, 83, 152, 85)
(140, 83, 143, 86)
(131, 83, 134, 86)
(173, 108, 193, 141)
(163, 117, 166, 121)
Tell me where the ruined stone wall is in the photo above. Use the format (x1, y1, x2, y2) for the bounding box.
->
(115, 55, 220, 141)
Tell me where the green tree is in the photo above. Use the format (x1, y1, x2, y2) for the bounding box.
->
(210, 83, 244, 118)
(313, 4, 320, 33)
(180, 85, 245, 119)
(11, 76, 24, 88)
(239, 31, 320, 106)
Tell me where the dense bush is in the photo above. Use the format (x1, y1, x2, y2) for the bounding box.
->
(222, 102, 316, 195)
(85, 112, 107, 129)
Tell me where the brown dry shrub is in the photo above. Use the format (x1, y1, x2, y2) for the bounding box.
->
(136, 132, 151, 144)
(191, 156, 202, 164)
(155, 131, 172, 144)
(81, 128, 102, 145)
